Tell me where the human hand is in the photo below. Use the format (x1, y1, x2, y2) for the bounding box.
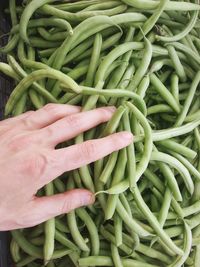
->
(0, 104, 133, 230)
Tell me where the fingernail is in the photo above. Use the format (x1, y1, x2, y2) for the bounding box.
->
(83, 193, 95, 205)
(121, 131, 134, 141)
(106, 106, 116, 113)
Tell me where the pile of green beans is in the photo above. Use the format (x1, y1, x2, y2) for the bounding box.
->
(1, 0, 200, 266)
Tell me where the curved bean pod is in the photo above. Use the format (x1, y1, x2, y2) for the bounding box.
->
(19, 0, 56, 43)
(120, 0, 200, 11)
(5, 68, 80, 116)
(76, 208, 100, 255)
(156, 9, 199, 42)
(132, 185, 183, 255)
(168, 222, 192, 267)
(150, 151, 194, 195)
(125, 101, 152, 183)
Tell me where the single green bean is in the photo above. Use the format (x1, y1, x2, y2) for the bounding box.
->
(168, 222, 192, 267)
(76, 207, 100, 255)
(174, 70, 200, 127)
(44, 183, 55, 264)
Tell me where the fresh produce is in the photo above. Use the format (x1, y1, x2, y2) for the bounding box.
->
(1, 0, 200, 266)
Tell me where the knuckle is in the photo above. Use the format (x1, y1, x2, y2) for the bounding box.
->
(8, 135, 31, 152)
(21, 118, 31, 128)
(60, 196, 71, 213)
(99, 107, 112, 119)
(21, 153, 47, 177)
(65, 114, 80, 128)
(79, 141, 96, 159)
(43, 103, 57, 113)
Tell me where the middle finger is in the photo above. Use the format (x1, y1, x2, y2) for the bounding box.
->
(38, 107, 116, 147)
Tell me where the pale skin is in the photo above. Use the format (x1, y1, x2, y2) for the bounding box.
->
(0, 103, 133, 231)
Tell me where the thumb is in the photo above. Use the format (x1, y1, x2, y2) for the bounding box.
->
(23, 189, 95, 227)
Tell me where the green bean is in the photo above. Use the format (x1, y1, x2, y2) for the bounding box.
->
(99, 151, 119, 184)
(194, 245, 200, 267)
(55, 219, 69, 234)
(0, 34, 19, 53)
(145, 169, 165, 192)
(75, 31, 122, 63)
(128, 37, 152, 92)
(151, 151, 194, 195)
(66, 178, 89, 252)
(105, 148, 127, 220)
(79, 256, 160, 267)
(111, 244, 123, 267)
(116, 199, 151, 237)
(150, 73, 180, 113)
(170, 73, 179, 104)
(10, 239, 21, 263)
(169, 222, 192, 267)
(38, 48, 56, 58)
(157, 9, 199, 42)
(13, 92, 27, 116)
(80, 86, 146, 115)
(19, 0, 57, 43)
(132, 185, 183, 255)
(159, 162, 182, 201)
(22, 59, 50, 71)
(12, 230, 43, 258)
(126, 101, 153, 183)
(139, 119, 200, 143)
(157, 139, 197, 159)
(159, 187, 172, 227)
(135, 0, 169, 41)
(76, 208, 100, 255)
(55, 230, 79, 252)
(147, 104, 173, 115)
(82, 1, 122, 11)
(5, 68, 80, 116)
(174, 70, 200, 127)
(29, 37, 62, 48)
(107, 27, 134, 90)
(40, 4, 127, 22)
(16, 256, 36, 267)
(85, 33, 102, 87)
(44, 183, 55, 265)
(0, 62, 20, 81)
(37, 28, 68, 42)
(118, 64, 135, 90)
(136, 75, 150, 99)
(114, 213, 123, 247)
(51, 13, 146, 71)
(170, 151, 200, 181)
(121, 0, 200, 11)
(53, 179, 65, 193)
(122, 110, 136, 189)
(64, 36, 95, 65)
(185, 110, 200, 123)
(97, 42, 144, 85)
(167, 45, 187, 82)
(52, 0, 104, 12)
(67, 65, 88, 81)
(120, 193, 132, 217)
(167, 42, 200, 66)
(9, 0, 18, 26)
